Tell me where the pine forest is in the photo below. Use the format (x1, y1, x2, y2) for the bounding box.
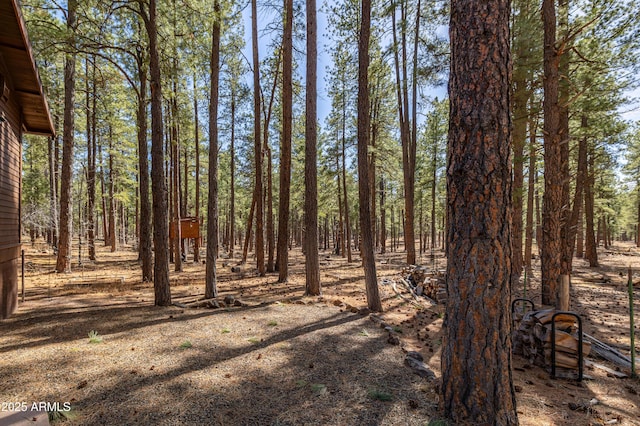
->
(2, 0, 640, 424)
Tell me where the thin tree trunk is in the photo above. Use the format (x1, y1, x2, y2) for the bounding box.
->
(380, 174, 386, 254)
(136, 49, 152, 281)
(251, 0, 265, 275)
(336, 153, 344, 256)
(242, 189, 257, 264)
(562, 119, 588, 270)
(342, 119, 352, 263)
(108, 127, 117, 253)
(524, 117, 537, 271)
(228, 83, 235, 259)
(576, 199, 584, 258)
(637, 188, 640, 248)
(584, 147, 598, 266)
(358, 0, 382, 313)
(172, 76, 182, 271)
(55, 0, 77, 273)
(99, 144, 108, 245)
(205, 0, 221, 298)
(194, 76, 201, 263)
(430, 115, 437, 255)
(266, 147, 275, 270)
(304, 0, 320, 295)
(86, 56, 97, 261)
(511, 80, 528, 287)
(262, 50, 281, 272)
(558, 0, 572, 277)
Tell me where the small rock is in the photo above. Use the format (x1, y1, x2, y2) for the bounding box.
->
(404, 355, 436, 380)
(224, 295, 235, 305)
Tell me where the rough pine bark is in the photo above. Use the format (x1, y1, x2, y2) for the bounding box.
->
(228, 86, 234, 259)
(251, 0, 265, 276)
(86, 57, 97, 262)
(541, 0, 563, 306)
(524, 118, 537, 271)
(55, 0, 76, 273)
(193, 77, 201, 263)
(511, 75, 528, 287)
(172, 82, 182, 272)
(205, 0, 221, 299)
(442, 0, 518, 423)
(341, 119, 352, 263)
(304, 0, 320, 295)
(358, 0, 382, 313)
(277, 0, 293, 282)
(136, 52, 153, 281)
(108, 130, 117, 253)
(143, 0, 171, 306)
(380, 175, 386, 254)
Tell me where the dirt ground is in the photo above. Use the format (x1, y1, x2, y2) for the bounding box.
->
(1, 240, 639, 425)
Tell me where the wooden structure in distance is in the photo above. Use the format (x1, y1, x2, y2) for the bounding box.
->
(0, 0, 55, 319)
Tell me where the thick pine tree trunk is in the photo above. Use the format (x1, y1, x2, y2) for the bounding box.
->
(276, 0, 293, 282)
(442, 0, 518, 423)
(143, 0, 171, 306)
(304, 0, 320, 295)
(541, 0, 562, 306)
